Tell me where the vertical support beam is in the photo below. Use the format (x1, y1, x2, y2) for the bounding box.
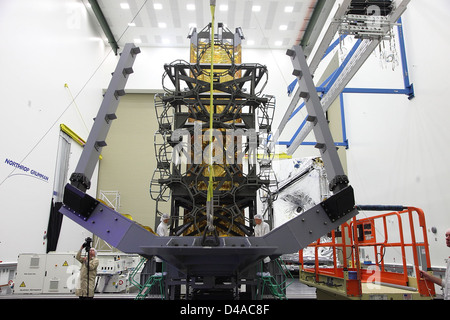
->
(340, 93, 349, 149)
(397, 17, 415, 100)
(70, 43, 140, 191)
(286, 45, 348, 192)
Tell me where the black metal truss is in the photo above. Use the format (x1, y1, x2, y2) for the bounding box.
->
(151, 60, 276, 236)
(347, 0, 394, 16)
(161, 61, 273, 128)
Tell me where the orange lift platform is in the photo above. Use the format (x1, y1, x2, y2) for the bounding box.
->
(298, 206, 437, 300)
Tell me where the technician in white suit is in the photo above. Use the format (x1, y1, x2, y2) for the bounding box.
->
(254, 214, 270, 237)
(155, 214, 170, 273)
(254, 214, 271, 271)
(157, 213, 170, 237)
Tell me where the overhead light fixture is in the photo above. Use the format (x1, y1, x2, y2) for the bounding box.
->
(219, 4, 228, 11)
(162, 38, 170, 45)
(284, 6, 294, 13)
(134, 38, 142, 44)
(154, 3, 163, 10)
(120, 3, 130, 9)
(279, 25, 288, 31)
(275, 41, 283, 46)
(252, 5, 261, 12)
(158, 22, 167, 28)
(246, 40, 255, 46)
(187, 4, 195, 11)
(88, 36, 102, 42)
(128, 22, 136, 27)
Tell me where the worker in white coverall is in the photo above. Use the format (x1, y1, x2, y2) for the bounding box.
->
(254, 214, 271, 272)
(157, 213, 170, 237)
(155, 214, 170, 272)
(254, 214, 270, 237)
(420, 228, 450, 300)
(76, 245, 99, 299)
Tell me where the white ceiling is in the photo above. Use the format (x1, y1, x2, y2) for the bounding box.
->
(87, 0, 319, 49)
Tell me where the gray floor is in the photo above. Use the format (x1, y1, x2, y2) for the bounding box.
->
(286, 280, 316, 299)
(2, 279, 316, 300)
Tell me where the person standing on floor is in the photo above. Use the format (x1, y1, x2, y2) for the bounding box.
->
(254, 214, 271, 272)
(76, 240, 99, 299)
(155, 214, 170, 272)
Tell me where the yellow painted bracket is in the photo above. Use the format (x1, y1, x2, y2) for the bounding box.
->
(60, 124, 85, 146)
(60, 124, 102, 160)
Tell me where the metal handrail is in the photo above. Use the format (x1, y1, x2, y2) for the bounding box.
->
(299, 207, 436, 298)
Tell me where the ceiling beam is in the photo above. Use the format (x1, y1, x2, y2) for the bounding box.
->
(88, 0, 120, 55)
(300, 0, 336, 58)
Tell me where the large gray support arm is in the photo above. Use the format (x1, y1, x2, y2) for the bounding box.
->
(287, 45, 348, 193)
(70, 43, 141, 192)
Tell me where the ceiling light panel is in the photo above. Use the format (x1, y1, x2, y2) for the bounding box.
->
(252, 5, 261, 12)
(285, 6, 294, 13)
(96, 0, 316, 49)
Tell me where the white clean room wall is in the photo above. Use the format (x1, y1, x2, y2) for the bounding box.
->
(0, 0, 115, 262)
(342, 0, 450, 268)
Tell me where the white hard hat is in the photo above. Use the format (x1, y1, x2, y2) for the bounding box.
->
(254, 214, 262, 220)
(161, 214, 170, 221)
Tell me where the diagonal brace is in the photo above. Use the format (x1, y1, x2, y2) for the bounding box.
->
(286, 45, 348, 192)
(70, 43, 140, 192)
